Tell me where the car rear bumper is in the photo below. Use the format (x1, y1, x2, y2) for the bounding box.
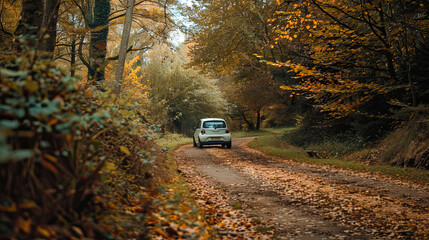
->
(202, 140, 231, 145)
(199, 135, 231, 143)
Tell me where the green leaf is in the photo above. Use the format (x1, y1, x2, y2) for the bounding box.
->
(0, 120, 19, 129)
(12, 149, 33, 160)
(0, 69, 28, 78)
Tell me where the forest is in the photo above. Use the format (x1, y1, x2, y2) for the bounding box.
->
(0, 0, 428, 239)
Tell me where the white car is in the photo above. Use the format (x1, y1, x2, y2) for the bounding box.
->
(193, 118, 231, 148)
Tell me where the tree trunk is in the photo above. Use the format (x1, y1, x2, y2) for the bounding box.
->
(14, 0, 44, 49)
(39, 0, 61, 56)
(241, 112, 255, 131)
(70, 37, 76, 77)
(400, 5, 417, 107)
(114, 0, 136, 95)
(88, 0, 111, 83)
(256, 109, 261, 130)
(377, 4, 397, 81)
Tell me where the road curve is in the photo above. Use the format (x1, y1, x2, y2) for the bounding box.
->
(175, 137, 429, 239)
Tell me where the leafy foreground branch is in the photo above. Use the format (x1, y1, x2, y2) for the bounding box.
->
(0, 53, 215, 239)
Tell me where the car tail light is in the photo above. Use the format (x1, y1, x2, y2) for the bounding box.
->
(225, 129, 230, 133)
(201, 129, 205, 135)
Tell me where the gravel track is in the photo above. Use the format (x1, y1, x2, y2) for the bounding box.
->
(175, 137, 429, 239)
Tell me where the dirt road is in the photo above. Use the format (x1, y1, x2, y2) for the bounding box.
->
(175, 137, 429, 239)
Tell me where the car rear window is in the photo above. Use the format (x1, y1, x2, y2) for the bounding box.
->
(203, 121, 226, 129)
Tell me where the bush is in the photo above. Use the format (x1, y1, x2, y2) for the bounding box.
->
(350, 115, 429, 169)
(0, 52, 163, 238)
(281, 108, 400, 157)
(0, 52, 109, 237)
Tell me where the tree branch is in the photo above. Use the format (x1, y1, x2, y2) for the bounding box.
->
(106, 45, 153, 61)
(311, 0, 354, 31)
(78, 35, 91, 69)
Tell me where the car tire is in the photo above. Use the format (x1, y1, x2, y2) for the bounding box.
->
(198, 138, 204, 148)
(193, 136, 197, 147)
(226, 141, 231, 149)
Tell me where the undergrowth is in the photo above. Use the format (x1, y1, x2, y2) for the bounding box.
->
(232, 127, 293, 139)
(1, 52, 115, 238)
(0, 52, 214, 239)
(248, 134, 429, 183)
(348, 116, 429, 169)
(149, 134, 219, 238)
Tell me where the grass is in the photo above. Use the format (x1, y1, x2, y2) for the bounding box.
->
(148, 134, 221, 238)
(157, 133, 193, 153)
(231, 202, 243, 209)
(232, 127, 294, 138)
(251, 217, 262, 225)
(156, 133, 193, 176)
(152, 133, 197, 212)
(255, 225, 274, 234)
(246, 130, 429, 184)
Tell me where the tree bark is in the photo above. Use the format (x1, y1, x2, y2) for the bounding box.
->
(88, 0, 110, 83)
(256, 109, 261, 130)
(39, 0, 61, 55)
(241, 112, 255, 131)
(377, 4, 397, 81)
(400, 4, 417, 107)
(114, 0, 135, 95)
(14, 0, 44, 49)
(70, 37, 76, 77)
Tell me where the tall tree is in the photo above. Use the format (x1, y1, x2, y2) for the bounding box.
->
(0, 0, 21, 49)
(39, 0, 61, 54)
(267, 0, 429, 118)
(187, 0, 284, 128)
(14, 0, 43, 48)
(72, 0, 174, 87)
(145, 45, 229, 133)
(88, 0, 111, 84)
(14, 0, 61, 54)
(114, 0, 135, 95)
(54, 1, 86, 76)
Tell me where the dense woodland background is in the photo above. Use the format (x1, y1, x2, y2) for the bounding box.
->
(185, 0, 429, 168)
(0, 0, 428, 238)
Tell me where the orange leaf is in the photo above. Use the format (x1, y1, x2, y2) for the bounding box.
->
(44, 154, 57, 163)
(41, 159, 58, 174)
(16, 217, 32, 234)
(37, 226, 51, 237)
(152, 228, 171, 239)
(146, 217, 159, 225)
(18, 202, 36, 209)
(131, 206, 143, 212)
(0, 203, 17, 212)
(47, 118, 58, 126)
(66, 134, 72, 142)
(106, 201, 116, 209)
(71, 226, 84, 236)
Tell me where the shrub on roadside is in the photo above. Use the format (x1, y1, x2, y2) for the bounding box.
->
(0, 52, 110, 238)
(280, 106, 428, 168)
(0, 52, 163, 238)
(348, 115, 429, 169)
(281, 115, 366, 156)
